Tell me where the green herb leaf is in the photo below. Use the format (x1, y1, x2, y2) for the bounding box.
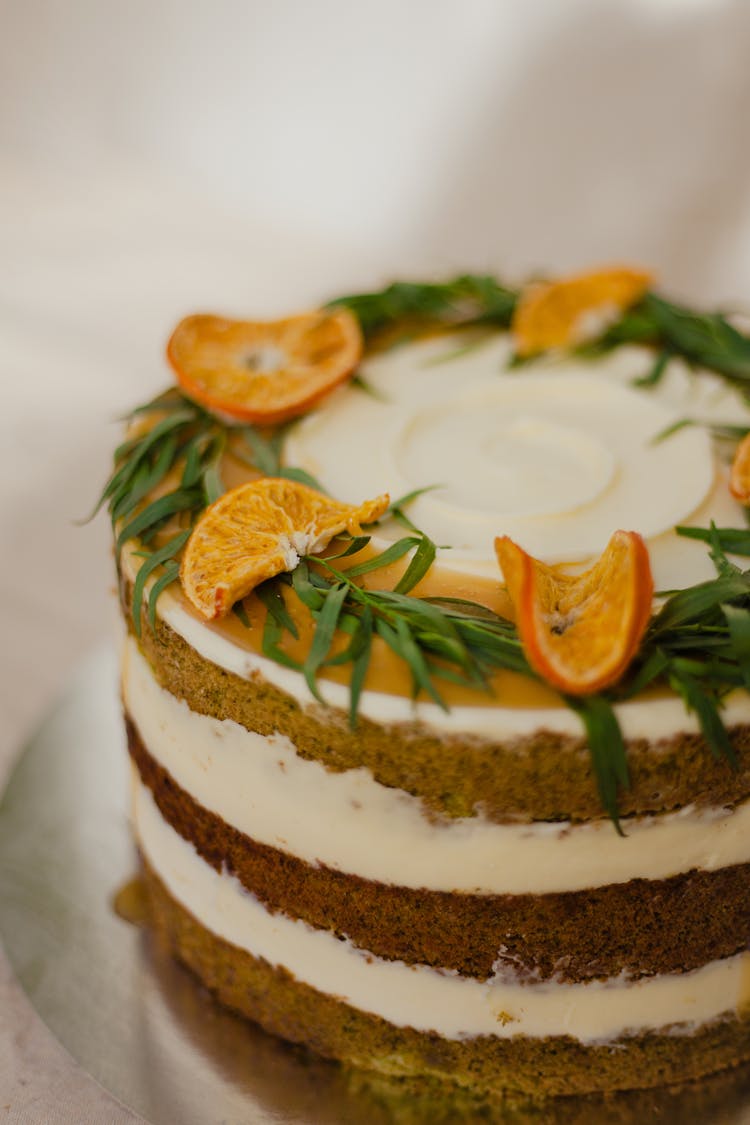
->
(130, 528, 192, 637)
(256, 580, 300, 640)
(348, 607, 373, 726)
(328, 275, 517, 342)
(669, 669, 737, 766)
(632, 349, 671, 388)
(147, 561, 181, 631)
(722, 604, 750, 693)
(344, 536, 420, 577)
(394, 534, 436, 594)
(677, 524, 750, 557)
(568, 695, 629, 834)
(303, 583, 348, 701)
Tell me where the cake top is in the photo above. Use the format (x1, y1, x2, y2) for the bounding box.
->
(98, 267, 750, 823)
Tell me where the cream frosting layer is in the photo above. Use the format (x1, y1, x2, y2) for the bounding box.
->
(124, 637, 750, 895)
(287, 339, 720, 569)
(133, 775, 748, 1044)
(121, 541, 750, 739)
(286, 337, 750, 585)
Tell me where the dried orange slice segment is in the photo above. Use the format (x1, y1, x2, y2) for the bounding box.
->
(512, 267, 653, 357)
(495, 531, 653, 695)
(729, 433, 750, 503)
(181, 478, 388, 619)
(167, 308, 363, 424)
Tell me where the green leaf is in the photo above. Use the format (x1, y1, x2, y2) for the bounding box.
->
(279, 465, 327, 491)
(303, 584, 348, 700)
(291, 562, 327, 612)
(374, 616, 446, 709)
(256, 580, 300, 640)
(388, 484, 441, 512)
(344, 536, 420, 577)
(644, 293, 750, 383)
(116, 488, 202, 553)
(650, 417, 695, 446)
(327, 275, 517, 341)
(241, 425, 281, 475)
(233, 601, 251, 628)
(87, 408, 195, 523)
(181, 433, 210, 489)
(568, 695, 629, 833)
(394, 535, 436, 594)
(722, 604, 750, 693)
(677, 524, 750, 558)
(669, 670, 737, 766)
(147, 561, 181, 631)
(351, 373, 388, 401)
(348, 607, 373, 726)
(325, 534, 372, 560)
(261, 610, 304, 671)
(202, 434, 226, 504)
(650, 574, 750, 633)
(130, 528, 192, 637)
(632, 349, 671, 388)
(622, 648, 670, 697)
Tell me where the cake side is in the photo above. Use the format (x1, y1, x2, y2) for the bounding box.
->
(138, 823, 750, 1101)
(123, 631, 750, 1099)
(102, 271, 750, 1103)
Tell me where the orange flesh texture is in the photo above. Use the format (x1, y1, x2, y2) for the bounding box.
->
(512, 267, 653, 357)
(730, 433, 750, 503)
(180, 478, 389, 620)
(495, 532, 654, 696)
(167, 309, 363, 424)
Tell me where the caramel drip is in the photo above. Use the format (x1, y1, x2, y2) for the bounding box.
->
(168, 540, 566, 709)
(112, 876, 151, 927)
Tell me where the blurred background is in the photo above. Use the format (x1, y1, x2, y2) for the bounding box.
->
(2, 1, 750, 1119)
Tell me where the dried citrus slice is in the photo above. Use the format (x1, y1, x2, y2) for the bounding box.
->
(512, 267, 653, 357)
(495, 531, 653, 695)
(729, 433, 750, 503)
(181, 478, 388, 619)
(167, 308, 363, 424)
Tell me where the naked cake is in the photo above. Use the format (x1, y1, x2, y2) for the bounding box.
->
(102, 269, 750, 1105)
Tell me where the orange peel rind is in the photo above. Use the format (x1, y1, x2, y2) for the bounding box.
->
(512, 267, 653, 357)
(181, 478, 388, 620)
(167, 308, 363, 424)
(729, 433, 750, 504)
(495, 531, 654, 696)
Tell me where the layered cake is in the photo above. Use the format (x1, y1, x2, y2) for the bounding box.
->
(104, 270, 750, 1105)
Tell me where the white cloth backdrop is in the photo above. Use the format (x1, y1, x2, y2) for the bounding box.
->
(1, 1, 749, 1119)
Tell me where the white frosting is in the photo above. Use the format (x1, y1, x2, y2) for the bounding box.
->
(286, 337, 750, 583)
(133, 775, 748, 1044)
(124, 637, 750, 895)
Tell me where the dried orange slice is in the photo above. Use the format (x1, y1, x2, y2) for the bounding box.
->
(181, 478, 388, 619)
(512, 267, 653, 357)
(729, 433, 750, 503)
(495, 531, 653, 695)
(167, 308, 363, 424)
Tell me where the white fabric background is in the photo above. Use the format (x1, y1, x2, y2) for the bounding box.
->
(1, 0, 749, 1120)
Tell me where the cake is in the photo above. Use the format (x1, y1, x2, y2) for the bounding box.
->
(103, 269, 750, 1108)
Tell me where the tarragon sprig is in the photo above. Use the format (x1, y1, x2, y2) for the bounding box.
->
(331, 274, 750, 396)
(327, 274, 517, 343)
(93, 390, 323, 635)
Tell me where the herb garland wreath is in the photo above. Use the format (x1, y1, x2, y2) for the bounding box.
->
(94, 274, 750, 826)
